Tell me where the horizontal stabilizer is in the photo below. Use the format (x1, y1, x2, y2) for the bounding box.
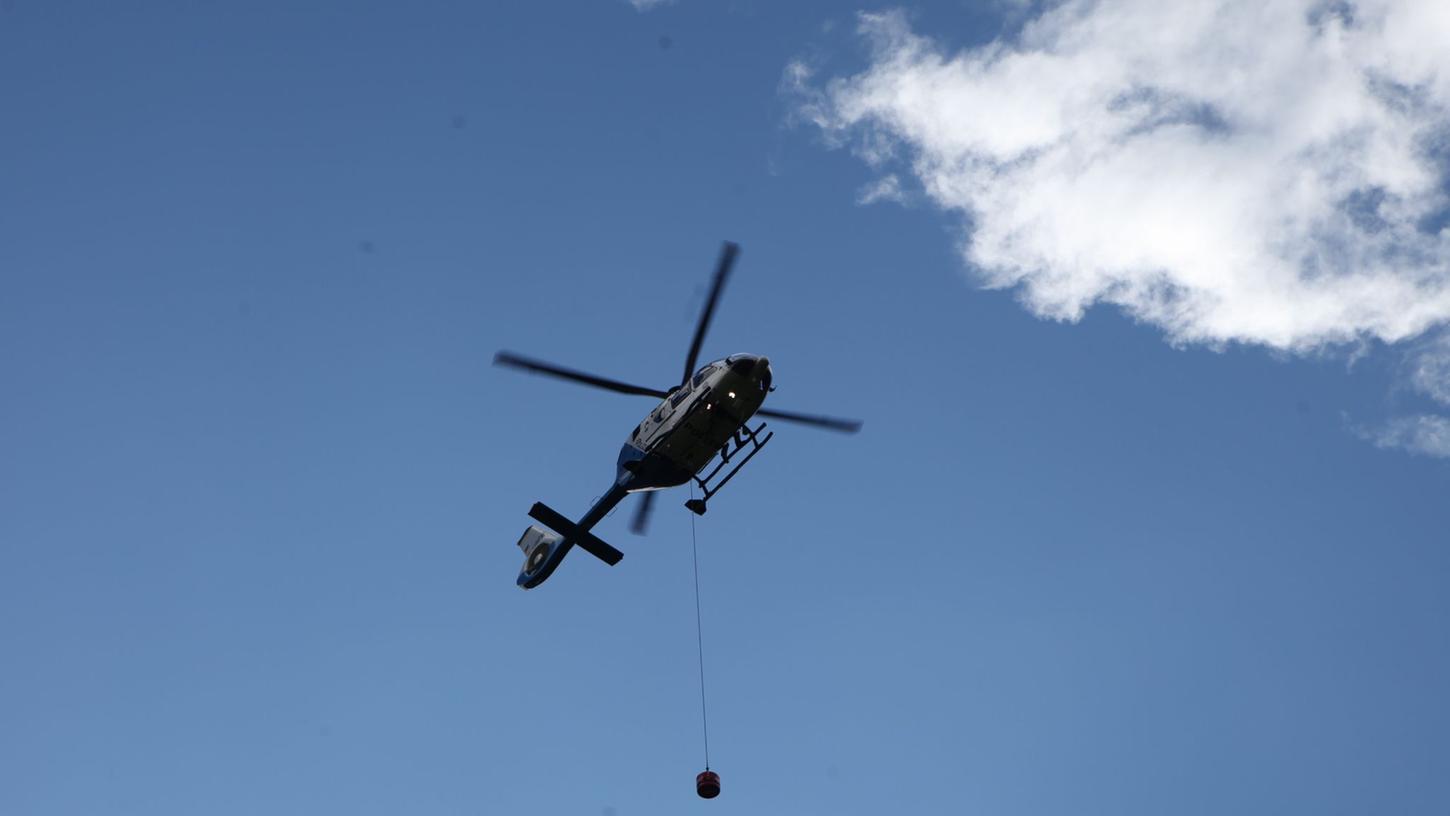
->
(528, 502, 624, 566)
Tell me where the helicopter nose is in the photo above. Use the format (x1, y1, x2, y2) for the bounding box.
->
(729, 355, 768, 373)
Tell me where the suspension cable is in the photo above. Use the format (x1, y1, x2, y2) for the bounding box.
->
(689, 483, 711, 770)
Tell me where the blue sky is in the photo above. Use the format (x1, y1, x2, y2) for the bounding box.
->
(3, 2, 1449, 814)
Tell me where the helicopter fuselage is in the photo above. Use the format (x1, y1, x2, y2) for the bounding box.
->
(514, 353, 772, 588)
(616, 353, 773, 493)
(502, 240, 856, 589)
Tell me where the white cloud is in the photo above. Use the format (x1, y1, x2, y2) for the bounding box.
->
(1407, 330, 1450, 406)
(858, 174, 908, 205)
(793, 3, 1450, 352)
(1365, 414, 1450, 457)
(628, 0, 675, 11)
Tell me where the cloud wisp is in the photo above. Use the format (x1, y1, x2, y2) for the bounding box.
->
(1364, 413, 1450, 457)
(791, 1, 1450, 453)
(858, 174, 909, 205)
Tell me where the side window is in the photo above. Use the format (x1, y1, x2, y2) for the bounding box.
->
(670, 388, 690, 408)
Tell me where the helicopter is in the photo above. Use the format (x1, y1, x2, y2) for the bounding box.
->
(495, 242, 862, 589)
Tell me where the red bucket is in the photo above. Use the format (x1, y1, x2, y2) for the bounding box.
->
(696, 770, 721, 799)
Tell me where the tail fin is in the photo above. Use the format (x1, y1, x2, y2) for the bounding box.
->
(515, 502, 624, 590)
(528, 503, 624, 565)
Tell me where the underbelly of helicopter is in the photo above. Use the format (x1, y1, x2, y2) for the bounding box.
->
(617, 404, 752, 491)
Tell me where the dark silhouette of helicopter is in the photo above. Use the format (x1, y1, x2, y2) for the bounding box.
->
(495, 242, 862, 589)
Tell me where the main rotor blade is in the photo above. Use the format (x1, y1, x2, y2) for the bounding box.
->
(756, 407, 863, 434)
(494, 351, 669, 399)
(629, 490, 656, 536)
(681, 241, 739, 386)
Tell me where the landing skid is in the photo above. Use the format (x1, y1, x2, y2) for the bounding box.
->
(687, 421, 772, 516)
